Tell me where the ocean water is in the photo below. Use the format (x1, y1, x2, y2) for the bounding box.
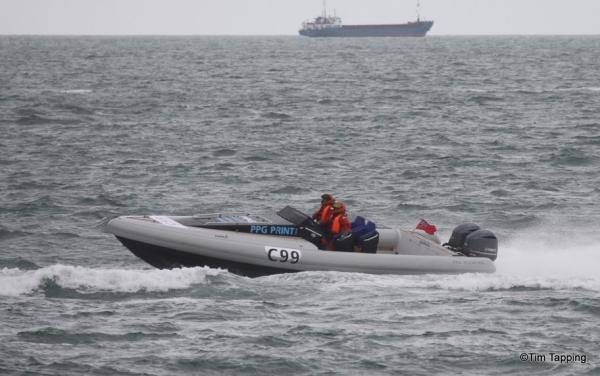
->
(1, 36, 599, 375)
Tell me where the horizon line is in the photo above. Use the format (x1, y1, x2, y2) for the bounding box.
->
(1, 33, 599, 37)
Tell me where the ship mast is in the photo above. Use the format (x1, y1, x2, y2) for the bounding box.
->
(416, 0, 421, 22)
(322, 0, 327, 17)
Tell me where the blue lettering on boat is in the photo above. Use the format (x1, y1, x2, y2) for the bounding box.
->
(250, 225, 268, 234)
(250, 225, 297, 236)
(269, 226, 298, 236)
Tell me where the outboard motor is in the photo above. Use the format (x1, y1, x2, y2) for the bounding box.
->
(445, 223, 498, 261)
(446, 223, 480, 251)
(464, 229, 498, 261)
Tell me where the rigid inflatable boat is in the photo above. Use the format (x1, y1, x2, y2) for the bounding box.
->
(107, 206, 498, 277)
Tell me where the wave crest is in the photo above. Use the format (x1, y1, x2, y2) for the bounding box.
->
(0, 265, 224, 297)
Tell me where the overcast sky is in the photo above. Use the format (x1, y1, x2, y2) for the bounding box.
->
(1, 0, 599, 35)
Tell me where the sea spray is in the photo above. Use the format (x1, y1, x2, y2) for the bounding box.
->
(0, 265, 223, 297)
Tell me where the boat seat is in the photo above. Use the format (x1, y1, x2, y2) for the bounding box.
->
(351, 216, 379, 253)
(333, 232, 354, 252)
(351, 216, 377, 238)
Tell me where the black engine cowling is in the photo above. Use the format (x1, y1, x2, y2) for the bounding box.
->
(446, 223, 498, 261)
(447, 223, 480, 250)
(464, 229, 498, 261)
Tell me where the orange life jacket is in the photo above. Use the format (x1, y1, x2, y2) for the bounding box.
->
(315, 204, 333, 224)
(330, 214, 350, 235)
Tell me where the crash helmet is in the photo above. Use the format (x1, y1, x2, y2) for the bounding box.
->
(321, 193, 334, 205)
(332, 201, 346, 214)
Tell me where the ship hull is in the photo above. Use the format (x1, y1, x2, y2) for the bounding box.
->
(299, 21, 433, 37)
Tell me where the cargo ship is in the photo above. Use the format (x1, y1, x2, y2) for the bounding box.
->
(299, 1, 433, 38)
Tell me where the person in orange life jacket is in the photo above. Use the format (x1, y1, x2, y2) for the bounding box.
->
(312, 193, 335, 226)
(327, 201, 351, 250)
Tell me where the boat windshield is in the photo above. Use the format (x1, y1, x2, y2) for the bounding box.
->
(276, 206, 313, 226)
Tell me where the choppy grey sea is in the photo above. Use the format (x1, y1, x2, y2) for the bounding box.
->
(1, 36, 599, 375)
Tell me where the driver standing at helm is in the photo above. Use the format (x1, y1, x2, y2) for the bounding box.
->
(312, 193, 335, 227)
